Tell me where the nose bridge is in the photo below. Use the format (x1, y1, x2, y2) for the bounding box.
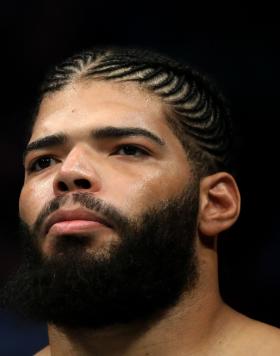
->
(54, 143, 101, 194)
(61, 144, 93, 174)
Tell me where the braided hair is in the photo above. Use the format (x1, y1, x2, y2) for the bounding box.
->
(33, 47, 234, 177)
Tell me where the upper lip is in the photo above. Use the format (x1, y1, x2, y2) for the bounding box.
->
(44, 208, 112, 234)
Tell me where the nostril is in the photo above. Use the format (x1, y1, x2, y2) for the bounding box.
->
(57, 181, 68, 192)
(74, 179, 91, 189)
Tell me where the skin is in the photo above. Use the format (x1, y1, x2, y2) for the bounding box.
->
(20, 80, 280, 355)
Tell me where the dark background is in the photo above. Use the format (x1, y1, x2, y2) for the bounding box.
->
(0, 1, 279, 355)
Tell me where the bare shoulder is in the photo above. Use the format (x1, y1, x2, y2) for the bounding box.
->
(34, 345, 51, 356)
(224, 307, 280, 355)
(248, 319, 280, 354)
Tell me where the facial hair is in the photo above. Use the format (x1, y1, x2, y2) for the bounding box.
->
(0, 181, 200, 329)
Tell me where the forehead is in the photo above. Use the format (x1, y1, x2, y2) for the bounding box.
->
(31, 80, 175, 143)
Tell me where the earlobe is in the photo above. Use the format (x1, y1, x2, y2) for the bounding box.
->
(198, 172, 241, 237)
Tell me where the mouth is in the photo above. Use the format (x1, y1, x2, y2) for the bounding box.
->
(44, 208, 112, 236)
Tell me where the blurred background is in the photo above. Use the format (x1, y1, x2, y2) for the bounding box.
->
(0, 1, 279, 355)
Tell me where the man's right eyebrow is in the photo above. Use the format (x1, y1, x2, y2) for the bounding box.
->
(23, 134, 67, 162)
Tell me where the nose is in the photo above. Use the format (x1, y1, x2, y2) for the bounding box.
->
(53, 145, 101, 196)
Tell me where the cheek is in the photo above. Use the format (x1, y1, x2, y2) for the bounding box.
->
(104, 162, 190, 215)
(19, 178, 55, 225)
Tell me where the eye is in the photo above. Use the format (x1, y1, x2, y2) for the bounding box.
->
(28, 156, 58, 173)
(113, 145, 149, 157)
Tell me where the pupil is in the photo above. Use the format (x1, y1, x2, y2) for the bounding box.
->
(124, 146, 137, 155)
(38, 157, 50, 168)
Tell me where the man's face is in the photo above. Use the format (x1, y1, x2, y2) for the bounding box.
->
(20, 81, 194, 257)
(3, 80, 200, 328)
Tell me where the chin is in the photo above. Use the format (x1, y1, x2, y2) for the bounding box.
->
(42, 233, 119, 260)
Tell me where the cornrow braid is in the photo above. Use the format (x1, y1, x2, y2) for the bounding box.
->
(36, 46, 234, 177)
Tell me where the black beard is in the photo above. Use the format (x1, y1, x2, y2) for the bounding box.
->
(0, 181, 200, 330)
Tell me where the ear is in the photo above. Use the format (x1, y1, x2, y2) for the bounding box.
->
(198, 172, 241, 237)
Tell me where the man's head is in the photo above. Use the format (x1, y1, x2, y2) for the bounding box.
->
(1, 47, 240, 329)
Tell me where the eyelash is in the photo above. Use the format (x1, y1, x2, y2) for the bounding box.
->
(112, 144, 150, 157)
(27, 156, 58, 173)
(26, 145, 150, 173)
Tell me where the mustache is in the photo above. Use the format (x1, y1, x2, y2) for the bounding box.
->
(31, 192, 128, 237)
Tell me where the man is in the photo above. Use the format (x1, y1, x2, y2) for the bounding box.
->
(1, 47, 280, 355)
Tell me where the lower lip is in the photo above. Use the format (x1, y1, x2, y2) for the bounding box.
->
(48, 220, 108, 235)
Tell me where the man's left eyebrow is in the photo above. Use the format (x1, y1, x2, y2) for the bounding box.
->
(23, 133, 67, 162)
(91, 126, 166, 146)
